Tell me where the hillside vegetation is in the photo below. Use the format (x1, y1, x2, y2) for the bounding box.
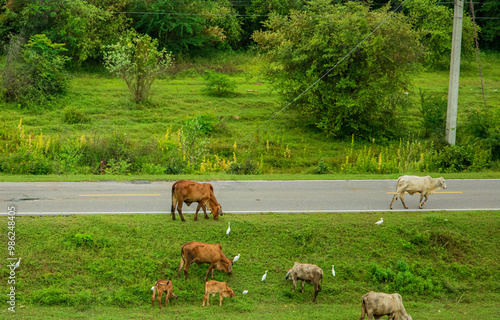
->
(0, 51, 499, 178)
(1, 211, 498, 319)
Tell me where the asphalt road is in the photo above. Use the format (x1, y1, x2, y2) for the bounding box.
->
(1, 179, 499, 216)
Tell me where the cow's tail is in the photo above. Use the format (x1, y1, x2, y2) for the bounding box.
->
(177, 247, 185, 279)
(171, 182, 177, 214)
(360, 298, 367, 320)
(394, 176, 403, 199)
(319, 270, 323, 292)
(152, 280, 159, 299)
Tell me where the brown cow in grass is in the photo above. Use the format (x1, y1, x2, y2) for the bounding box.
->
(171, 180, 223, 222)
(202, 280, 235, 307)
(285, 261, 323, 302)
(177, 241, 233, 281)
(151, 280, 178, 310)
(360, 291, 412, 320)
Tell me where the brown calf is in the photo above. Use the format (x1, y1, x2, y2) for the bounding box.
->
(177, 241, 233, 281)
(151, 280, 178, 309)
(171, 180, 223, 222)
(202, 280, 235, 307)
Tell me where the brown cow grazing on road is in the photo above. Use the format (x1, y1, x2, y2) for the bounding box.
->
(360, 291, 412, 320)
(285, 261, 323, 302)
(171, 180, 223, 222)
(177, 241, 233, 281)
(390, 175, 447, 209)
(151, 280, 178, 310)
(202, 280, 235, 307)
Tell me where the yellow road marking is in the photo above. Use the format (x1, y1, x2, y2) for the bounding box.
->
(79, 194, 161, 197)
(386, 191, 462, 194)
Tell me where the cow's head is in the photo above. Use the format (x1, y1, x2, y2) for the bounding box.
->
(209, 201, 223, 219)
(216, 259, 233, 275)
(439, 177, 447, 189)
(223, 287, 235, 298)
(402, 314, 412, 320)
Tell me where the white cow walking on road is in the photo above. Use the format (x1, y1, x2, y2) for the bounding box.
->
(390, 175, 447, 209)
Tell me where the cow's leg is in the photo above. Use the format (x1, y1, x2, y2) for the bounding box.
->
(400, 191, 408, 209)
(151, 288, 156, 308)
(194, 202, 203, 221)
(312, 282, 319, 302)
(292, 278, 297, 292)
(420, 194, 429, 208)
(202, 293, 209, 307)
(165, 290, 170, 306)
(205, 263, 215, 282)
(176, 203, 186, 222)
(219, 293, 223, 306)
(389, 193, 399, 209)
(418, 193, 425, 209)
(301, 280, 305, 293)
(158, 292, 163, 309)
(202, 204, 209, 219)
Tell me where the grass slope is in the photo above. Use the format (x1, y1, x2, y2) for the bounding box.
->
(1, 210, 498, 319)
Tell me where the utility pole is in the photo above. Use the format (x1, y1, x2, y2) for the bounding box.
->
(446, 0, 464, 145)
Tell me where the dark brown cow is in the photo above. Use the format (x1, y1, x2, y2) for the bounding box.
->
(202, 280, 235, 307)
(177, 242, 233, 281)
(151, 280, 178, 310)
(171, 180, 223, 222)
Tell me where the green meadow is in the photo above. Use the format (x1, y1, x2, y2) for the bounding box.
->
(1, 210, 498, 319)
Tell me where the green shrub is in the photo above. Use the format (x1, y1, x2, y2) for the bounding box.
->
(227, 159, 259, 175)
(203, 69, 237, 96)
(418, 90, 446, 139)
(63, 107, 88, 124)
(1, 34, 71, 108)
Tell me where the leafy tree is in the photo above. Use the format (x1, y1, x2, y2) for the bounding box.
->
(0, 0, 130, 64)
(252, 1, 423, 139)
(103, 31, 173, 102)
(1, 34, 70, 107)
(127, 0, 242, 53)
(403, 0, 478, 69)
(475, 0, 500, 50)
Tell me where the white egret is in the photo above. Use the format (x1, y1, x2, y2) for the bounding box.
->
(332, 265, 335, 277)
(375, 218, 384, 225)
(233, 254, 240, 263)
(261, 270, 268, 281)
(226, 222, 231, 235)
(13, 258, 21, 270)
(151, 286, 154, 291)
(242, 290, 248, 295)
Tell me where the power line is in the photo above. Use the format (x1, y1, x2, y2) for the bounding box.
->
(237, 0, 410, 143)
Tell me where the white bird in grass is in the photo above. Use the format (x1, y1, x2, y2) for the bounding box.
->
(13, 258, 21, 270)
(226, 222, 231, 235)
(242, 290, 248, 295)
(233, 254, 240, 263)
(261, 270, 268, 282)
(375, 218, 384, 225)
(151, 286, 154, 291)
(332, 265, 335, 277)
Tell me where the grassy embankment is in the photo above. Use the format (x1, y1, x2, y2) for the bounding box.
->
(1, 210, 498, 319)
(0, 51, 499, 178)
